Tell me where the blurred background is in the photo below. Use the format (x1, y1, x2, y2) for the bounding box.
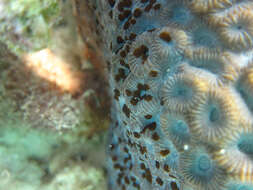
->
(0, 0, 109, 189)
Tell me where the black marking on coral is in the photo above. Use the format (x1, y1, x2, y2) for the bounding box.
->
(133, 8, 142, 18)
(170, 181, 179, 190)
(114, 88, 120, 100)
(122, 104, 131, 118)
(133, 45, 149, 61)
(141, 122, 157, 133)
(156, 177, 164, 186)
(152, 132, 160, 141)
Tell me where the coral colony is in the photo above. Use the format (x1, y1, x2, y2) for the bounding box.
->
(94, 0, 253, 189)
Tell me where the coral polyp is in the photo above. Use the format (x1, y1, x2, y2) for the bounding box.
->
(152, 27, 191, 60)
(214, 122, 253, 182)
(188, 0, 233, 13)
(217, 9, 253, 51)
(161, 71, 208, 112)
(160, 110, 191, 150)
(189, 87, 239, 143)
(179, 147, 226, 190)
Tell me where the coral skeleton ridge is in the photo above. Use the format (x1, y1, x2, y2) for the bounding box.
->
(91, 0, 253, 189)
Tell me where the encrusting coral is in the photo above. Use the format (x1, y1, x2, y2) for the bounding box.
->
(76, 0, 253, 189)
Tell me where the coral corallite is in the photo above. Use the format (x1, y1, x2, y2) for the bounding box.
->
(91, 0, 253, 189)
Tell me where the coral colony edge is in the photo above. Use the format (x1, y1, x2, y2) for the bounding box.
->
(93, 0, 253, 190)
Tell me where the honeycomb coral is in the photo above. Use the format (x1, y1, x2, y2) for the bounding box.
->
(89, 0, 253, 189)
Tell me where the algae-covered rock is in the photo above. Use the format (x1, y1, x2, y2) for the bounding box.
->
(0, 1, 109, 189)
(0, 0, 61, 54)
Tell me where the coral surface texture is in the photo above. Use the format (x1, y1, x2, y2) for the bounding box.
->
(100, 0, 253, 189)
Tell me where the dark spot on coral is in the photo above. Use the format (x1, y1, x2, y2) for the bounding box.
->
(133, 132, 141, 138)
(148, 28, 156, 32)
(134, 8, 142, 18)
(114, 163, 122, 170)
(131, 176, 136, 182)
(122, 104, 131, 118)
(143, 94, 153, 101)
(149, 70, 158, 77)
(140, 146, 147, 154)
(155, 161, 160, 169)
(130, 19, 136, 25)
(169, 174, 177, 179)
(153, 3, 161, 10)
(124, 147, 129, 153)
(156, 177, 164, 186)
(118, 0, 131, 12)
(124, 176, 130, 184)
(145, 168, 153, 183)
(123, 158, 129, 164)
(170, 182, 179, 190)
(130, 97, 139, 105)
(133, 45, 148, 60)
(140, 163, 146, 170)
(123, 21, 130, 30)
(114, 89, 120, 100)
(152, 132, 160, 141)
(120, 50, 127, 57)
(125, 89, 132, 96)
(159, 32, 172, 43)
(112, 155, 118, 161)
(160, 149, 170, 156)
(142, 122, 157, 133)
(145, 114, 152, 119)
(115, 68, 127, 82)
(117, 36, 124, 44)
(138, 83, 149, 90)
(144, 84, 150, 90)
(163, 164, 170, 172)
(119, 14, 126, 21)
(129, 33, 137, 40)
